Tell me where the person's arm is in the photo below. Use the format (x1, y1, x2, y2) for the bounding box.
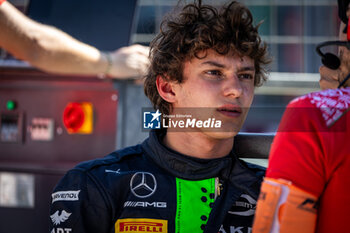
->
(252, 99, 327, 233)
(50, 169, 111, 233)
(0, 1, 149, 79)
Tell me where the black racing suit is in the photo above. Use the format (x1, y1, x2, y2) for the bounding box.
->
(49, 130, 265, 233)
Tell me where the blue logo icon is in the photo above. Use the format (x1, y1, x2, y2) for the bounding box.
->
(143, 110, 161, 129)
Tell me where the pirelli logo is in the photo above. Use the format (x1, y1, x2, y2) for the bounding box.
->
(115, 218, 167, 233)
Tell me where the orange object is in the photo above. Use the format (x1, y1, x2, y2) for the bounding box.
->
(63, 102, 93, 134)
(252, 178, 317, 233)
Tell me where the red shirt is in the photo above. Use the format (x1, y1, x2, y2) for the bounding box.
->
(0, 0, 6, 5)
(267, 87, 350, 233)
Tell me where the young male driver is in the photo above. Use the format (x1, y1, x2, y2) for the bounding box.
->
(49, 1, 270, 233)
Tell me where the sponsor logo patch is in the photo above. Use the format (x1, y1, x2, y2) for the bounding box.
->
(50, 210, 71, 225)
(130, 172, 157, 198)
(124, 201, 167, 208)
(219, 225, 252, 233)
(51, 228, 72, 233)
(52, 190, 80, 203)
(105, 169, 121, 174)
(228, 194, 256, 216)
(115, 218, 167, 233)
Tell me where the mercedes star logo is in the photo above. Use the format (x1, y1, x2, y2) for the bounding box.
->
(130, 172, 157, 198)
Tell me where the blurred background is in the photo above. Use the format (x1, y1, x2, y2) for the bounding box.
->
(1, 0, 339, 139)
(0, 0, 339, 232)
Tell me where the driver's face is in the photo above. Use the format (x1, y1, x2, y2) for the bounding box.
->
(338, 6, 350, 87)
(319, 6, 350, 90)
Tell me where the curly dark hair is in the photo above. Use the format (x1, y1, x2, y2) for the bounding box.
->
(144, 0, 271, 115)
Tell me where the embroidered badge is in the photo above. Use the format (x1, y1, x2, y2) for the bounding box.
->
(292, 88, 350, 127)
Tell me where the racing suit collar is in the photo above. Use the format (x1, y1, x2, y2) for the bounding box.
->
(142, 129, 233, 180)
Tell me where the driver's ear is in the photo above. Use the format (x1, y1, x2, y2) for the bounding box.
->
(156, 75, 177, 103)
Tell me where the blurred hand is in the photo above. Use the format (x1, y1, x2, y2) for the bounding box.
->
(319, 65, 340, 90)
(108, 44, 150, 79)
